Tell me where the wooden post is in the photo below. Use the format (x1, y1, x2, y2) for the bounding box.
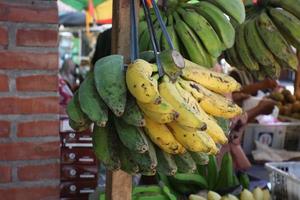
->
(294, 52, 300, 98)
(106, 0, 133, 200)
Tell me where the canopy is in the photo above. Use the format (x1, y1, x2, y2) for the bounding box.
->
(60, 0, 112, 24)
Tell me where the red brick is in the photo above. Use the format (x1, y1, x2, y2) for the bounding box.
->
(0, 187, 59, 200)
(18, 163, 59, 181)
(16, 75, 58, 92)
(0, 2, 58, 24)
(0, 141, 60, 161)
(17, 121, 59, 137)
(0, 51, 58, 70)
(0, 166, 11, 183)
(0, 74, 9, 91)
(0, 121, 10, 138)
(17, 29, 58, 47)
(0, 27, 8, 46)
(0, 97, 59, 114)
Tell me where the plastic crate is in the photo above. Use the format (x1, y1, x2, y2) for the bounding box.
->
(265, 162, 300, 200)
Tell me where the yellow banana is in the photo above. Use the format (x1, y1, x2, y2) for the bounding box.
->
(175, 82, 228, 145)
(159, 76, 206, 130)
(144, 116, 186, 154)
(167, 121, 211, 153)
(179, 78, 242, 118)
(240, 189, 255, 200)
(182, 59, 241, 94)
(126, 59, 160, 103)
(138, 101, 178, 124)
(253, 187, 264, 200)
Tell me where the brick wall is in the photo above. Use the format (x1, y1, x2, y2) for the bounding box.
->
(0, 1, 60, 199)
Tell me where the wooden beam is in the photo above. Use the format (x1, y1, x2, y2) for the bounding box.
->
(106, 0, 133, 200)
(294, 52, 300, 98)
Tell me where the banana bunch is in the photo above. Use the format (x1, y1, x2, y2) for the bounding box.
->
(125, 51, 242, 175)
(139, 0, 245, 68)
(188, 188, 271, 200)
(225, 0, 300, 79)
(67, 53, 241, 176)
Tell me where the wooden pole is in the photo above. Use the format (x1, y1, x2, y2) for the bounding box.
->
(294, 52, 300, 98)
(106, 0, 133, 200)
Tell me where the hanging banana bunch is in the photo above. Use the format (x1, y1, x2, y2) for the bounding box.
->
(225, 0, 300, 79)
(67, 0, 243, 176)
(139, 0, 246, 68)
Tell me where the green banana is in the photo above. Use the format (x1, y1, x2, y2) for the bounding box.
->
(113, 117, 149, 153)
(139, 29, 151, 52)
(215, 152, 234, 190)
(94, 55, 127, 116)
(239, 172, 250, 189)
(139, 51, 155, 63)
(244, 18, 281, 77)
(191, 1, 235, 49)
(155, 146, 178, 176)
(177, 7, 223, 58)
(92, 124, 120, 170)
(268, 7, 300, 50)
(78, 73, 108, 127)
(67, 91, 89, 125)
(119, 142, 139, 174)
(256, 12, 298, 70)
(132, 186, 162, 196)
(173, 12, 211, 68)
(207, 0, 245, 24)
(174, 152, 197, 173)
(172, 173, 208, 189)
(190, 152, 209, 165)
(235, 22, 259, 71)
(121, 95, 145, 127)
(207, 155, 218, 190)
(134, 194, 169, 200)
(225, 46, 246, 70)
(269, 0, 300, 19)
(68, 118, 90, 132)
(132, 136, 157, 175)
(139, 21, 148, 39)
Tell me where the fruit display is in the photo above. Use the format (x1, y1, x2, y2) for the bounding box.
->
(268, 89, 300, 119)
(67, 52, 242, 176)
(188, 188, 271, 200)
(139, 0, 245, 68)
(225, 0, 300, 79)
(159, 153, 240, 195)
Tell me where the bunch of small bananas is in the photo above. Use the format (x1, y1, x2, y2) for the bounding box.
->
(67, 53, 242, 176)
(189, 188, 271, 200)
(139, 0, 245, 68)
(225, 0, 300, 79)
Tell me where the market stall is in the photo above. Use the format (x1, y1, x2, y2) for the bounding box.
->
(62, 0, 300, 199)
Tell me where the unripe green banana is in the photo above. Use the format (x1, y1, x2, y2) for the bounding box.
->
(67, 91, 90, 126)
(78, 72, 108, 127)
(113, 116, 149, 153)
(268, 7, 300, 50)
(244, 18, 281, 78)
(191, 1, 235, 49)
(92, 124, 121, 170)
(174, 152, 197, 173)
(206, 0, 245, 24)
(269, 0, 300, 19)
(94, 55, 127, 116)
(121, 95, 145, 127)
(155, 146, 178, 176)
(177, 7, 223, 58)
(256, 12, 298, 70)
(173, 11, 211, 68)
(236, 22, 259, 71)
